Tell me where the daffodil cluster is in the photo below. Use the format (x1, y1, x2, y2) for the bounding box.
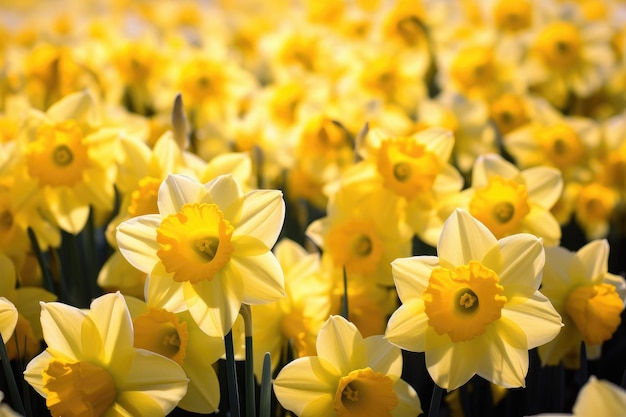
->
(0, 0, 626, 416)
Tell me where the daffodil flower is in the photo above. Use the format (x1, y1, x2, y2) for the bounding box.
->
(385, 209, 563, 390)
(538, 239, 626, 367)
(116, 173, 286, 337)
(0, 297, 17, 344)
(24, 292, 188, 416)
(274, 315, 422, 417)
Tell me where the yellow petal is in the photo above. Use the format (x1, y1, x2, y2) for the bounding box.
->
(573, 377, 626, 416)
(362, 336, 403, 378)
(234, 190, 285, 248)
(235, 252, 286, 304)
(522, 167, 563, 209)
(116, 214, 163, 274)
(87, 292, 134, 365)
(438, 209, 497, 267)
(391, 256, 438, 303)
(40, 301, 86, 361)
(46, 90, 100, 127)
(576, 239, 609, 282)
(158, 174, 204, 216)
(385, 300, 428, 353)
(0, 297, 17, 342)
(501, 292, 562, 348)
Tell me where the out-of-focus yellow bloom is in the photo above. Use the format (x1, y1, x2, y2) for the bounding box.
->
(24, 292, 188, 416)
(385, 209, 562, 390)
(7, 91, 119, 234)
(116, 173, 285, 337)
(444, 153, 563, 246)
(416, 92, 497, 173)
(530, 377, 626, 416)
(0, 391, 21, 417)
(523, 10, 615, 109)
(338, 127, 463, 247)
(0, 252, 55, 361)
(538, 239, 626, 367)
(251, 239, 333, 377)
(504, 98, 602, 183)
(274, 315, 422, 417)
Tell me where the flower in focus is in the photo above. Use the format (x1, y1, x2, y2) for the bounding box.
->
(385, 209, 562, 390)
(0, 296, 17, 344)
(444, 153, 563, 246)
(274, 315, 422, 417)
(116, 173, 286, 337)
(538, 239, 626, 368)
(24, 292, 188, 416)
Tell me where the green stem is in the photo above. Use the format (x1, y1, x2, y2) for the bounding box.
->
(259, 353, 272, 417)
(428, 384, 443, 417)
(26, 227, 55, 294)
(224, 329, 241, 417)
(240, 305, 256, 417)
(0, 334, 25, 415)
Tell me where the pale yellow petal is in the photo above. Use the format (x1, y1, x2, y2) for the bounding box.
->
(537, 316, 581, 366)
(391, 256, 438, 303)
(0, 298, 17, 342)
(234, 190, 285, 248)
(178, 355, 220, 413)
(87, 293, 134, 365)
(23, 350, 54, 397)
(46, 187, 90, 234)
(421, 128, 455, 163)
(144, 274, 187, 313)
(392, 379, 422, 417)
(316, 315, 362, 376)
(438, 209, 497, 267)
(116, 349, 188, 415)
(363, 335, 403, 377)
(40, 301, 86, 361)
(491, 234, 544, 294)
(46, 90, 100, 127)
(14, 287, 57, 340)
(203, 174, 244, 219)
(385, 300, 428, 353)
(185, 272, 243, 337)
(522, 207, 561, 247)
(523, 167, 563, 210)
(502, 294, 562, 348)
(116, 214, 162, 274)
(0, 254, 17, 297)
(158, 174, 204, 216)
(576, 239, 609, 282)
(235, 252, 285, 304)
(573, 377, 626, 416)
(273, 356, 337, 416)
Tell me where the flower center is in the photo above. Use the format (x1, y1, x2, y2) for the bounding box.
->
(493, 0, 532, 32)
(157, 203, 235, 284)
(128, 176, 161, 217)
(377, 137, 440, 200)
(325, 220, 383, 275)
(538, 123, 585, 169)
(334, 368, 398, 417)
(423, 261, 507, 342)
(133, 308, 189, 366)
(26, 120, 90, 188)
(489, 93, 529, 135)
(43, 360, 116, 417)
(565, 283, 624, 345)
(450, 46, 496, 93)
(534, 21, 582, 69)
(469, 177, 530, 239)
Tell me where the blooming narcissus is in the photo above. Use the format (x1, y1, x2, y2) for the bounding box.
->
(116, 173, 286, 337)
(538, 239, 626, 368)
(444, 153, 563, 246)
(385, 209, 563, 390)
(273, 315, 422, 417)
(23, 292, 188, 416)
(7, 90, 119, 234)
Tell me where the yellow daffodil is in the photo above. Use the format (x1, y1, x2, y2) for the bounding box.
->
(385, 209, 562, 390)
(0, 297, 17, 344)
(116, 173, 286, 337)
(523, 9, 615, 109)
(8, 91, 119, 234)
(530, 377, 626, 416)
(444, 153, 563, 246)
(251, 238, 333, 377)
(23, 292, 188, 416)
(125, 292, 224, 414)
(538, 239, 626, 367)
(0, 252, 56, 360)
(338, 127, 463, 247)
(274, 315, 422, 417)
